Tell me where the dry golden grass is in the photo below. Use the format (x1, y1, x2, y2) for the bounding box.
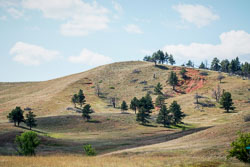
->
(0, 61, 249, 166)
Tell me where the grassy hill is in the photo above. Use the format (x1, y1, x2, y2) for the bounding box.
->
(0, 61, 249, 166)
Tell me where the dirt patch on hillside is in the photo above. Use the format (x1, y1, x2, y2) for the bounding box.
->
(175, 68, 206, 94)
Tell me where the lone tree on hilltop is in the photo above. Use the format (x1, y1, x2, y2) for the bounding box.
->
(157, 50, 165, 64)
(78, 89, 86, 107)
(130, 97, 139, 114)
(157, 105, 172, 127)
(121, 101, 128, 112)
(152, 52, 160, 66)
(220, 91, 235, 113)
(154, 82, 163, 95)
(179, 68, 187, 79)
(155, 95, 165, 108)
(82, 104, 93, 121)
(168, 71, 178, 90)
(7, 106, 25, 127)
(25, 111, 37, 130)
(169, 101, 185, 125)
(71, 94, 78, 108)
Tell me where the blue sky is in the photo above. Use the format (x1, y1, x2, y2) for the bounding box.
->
(0, 0, 250, 82)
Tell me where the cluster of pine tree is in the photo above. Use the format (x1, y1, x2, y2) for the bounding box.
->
(71, 89, 93, 122)
(7, 107, 37, 130)
(143, 50, 175, 66)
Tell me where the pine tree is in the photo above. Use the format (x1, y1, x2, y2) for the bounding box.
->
(145, 93, 154, 110)
(199, 62, 206, 69)
(157, 105, 172, 127)
(71, 94, 78, 108)
(211, 57, 221, 71)
(130, 97, 139, 114)
(152, 52, 160, 66)
(82, 104, 93, 121)
(157, 50, 165, 64)
(164, 52, 169, 64)
(25, 111, 37, 130)
(154, 82, 163, 95)
(220, 59, 230, 72)
(169, 101, 185, 125)
(168, 71, 178, 90)
(121, 101, 128, 112)
(78, 89, 86, 107)
(136, 107, 151, 125)
(7, 106, 25, 127)
(179, 68, 187, 79)
(169, 54, 175, 65)
(155, 95, 165, 108)
(220, 92, 235, 113)
(186, 60, 193, 67)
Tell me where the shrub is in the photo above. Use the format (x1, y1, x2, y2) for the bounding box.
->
(15, 131, 40, 156)
(244, 115, 250, 122)
(83, 144, 96, 156)
(109, 86, 115, 89)
(228, 132, 250, 163)
(200, 71, 208, 76)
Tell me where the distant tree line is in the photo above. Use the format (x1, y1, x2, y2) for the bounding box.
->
(143, 51, 250, 78)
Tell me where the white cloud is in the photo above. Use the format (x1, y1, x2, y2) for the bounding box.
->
(173, 4, 219, 27)
(22, 0, 110, 36)
(7, 7, 23, 18)
(163, 30, 250, 64)
(124, 24, 143, 34)
(68, 48, 113, 66)
(10, 42, 60, 65)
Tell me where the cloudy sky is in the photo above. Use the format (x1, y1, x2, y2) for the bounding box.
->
(0, 0, 250, 81)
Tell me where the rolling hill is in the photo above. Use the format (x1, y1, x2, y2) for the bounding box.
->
(0, 61, 249, 167)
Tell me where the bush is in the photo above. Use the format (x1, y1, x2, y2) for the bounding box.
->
(228, 132, 250, 163)
(244, 115, 250, 122)
(200, 71, 208, 76)
(83, 144, 96, 156)
(109, 86, 115, 89)
(15, 131, 40, 156)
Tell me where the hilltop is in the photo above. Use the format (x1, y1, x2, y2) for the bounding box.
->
(0, 61, 249, 166)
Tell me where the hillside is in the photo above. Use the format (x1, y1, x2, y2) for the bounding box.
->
(0, 61, 249, 166)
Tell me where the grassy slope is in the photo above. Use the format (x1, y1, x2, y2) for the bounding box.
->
(0, 61, 249, 166)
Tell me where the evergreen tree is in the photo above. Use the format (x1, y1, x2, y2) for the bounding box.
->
(154, 82, 163, 95)
(7, 106, 25, 127)
(143, 56, 152, 62)
(157, 105, 172, 127)
(145, 93, 154, 110)
(220, 92, 235, 113)
(211, 57, 221, 71)
(169, 101, 185, 125)
(136, 107, 151, 125)
(152, 52, 160, 66)
(82, 104, 93, 121)
(121, 101, 128, 112)
(78, 89, 86, 107)
(242, 62, 250, 77)
(179, 68, 187, 79)
(157, 50, 165, 64)
(168, 54, 175, 65)
(155, 95, 165, 108)
(71, 94, 78, 108)
(168, 71, 178, 90)
(130, 97, 139, 114)
(25, 111, 37, 130)
(164, 52, 169, 64)
(199, 62, 206, 69)
(186, 60, 193, 67)
(220, 59, 230, 72)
